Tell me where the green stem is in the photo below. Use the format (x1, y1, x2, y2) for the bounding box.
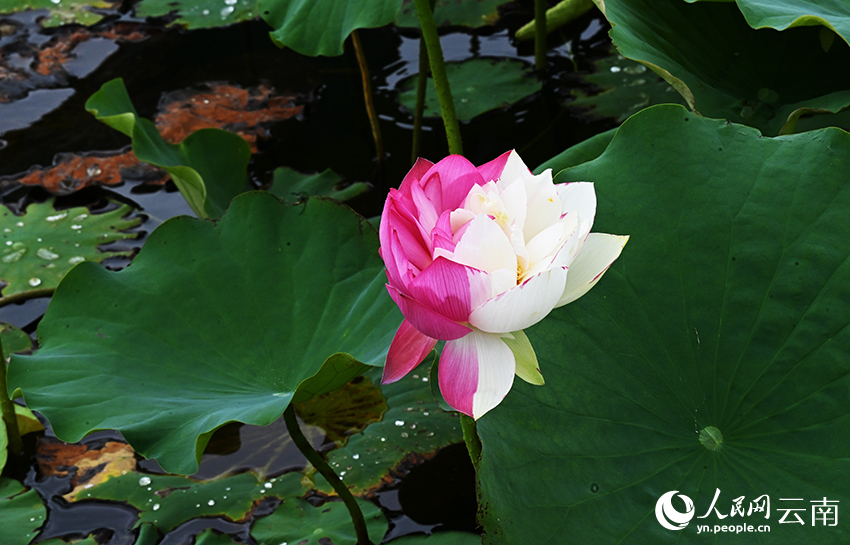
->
(0, 288, 56, 309)
(460, 414, 481, 471)
(283, 404, 373, 545)
(534, 0, 547, 72)
(411, 0, 437, 163)
(0, 340, 23, 455)
(413, 0, 463, 155)
(351, 30, 384, 170)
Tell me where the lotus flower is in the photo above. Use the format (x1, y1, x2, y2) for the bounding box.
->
(379, 150, 628, 419)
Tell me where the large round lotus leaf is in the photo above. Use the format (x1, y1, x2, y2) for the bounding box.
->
(251, 496, 387, 545)
(394, 0, 508, 28)
(0, 478, 46, 545)
(689, 0, 850, 47)
(398, 58, 542, 122)
(259, 0, 403, 57)
(136, 0, 259, 28)
(9, 192, 402, 475)
(0, 200, 141, 303)
(476, 105, 850, 544)
(597, 0, 850, 135)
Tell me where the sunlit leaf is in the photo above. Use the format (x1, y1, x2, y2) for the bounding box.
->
(0, 0, 117, 27)
(477, 104, 850, 543)
(10, 193, 402, 475)
(598, 0, 850, 135)
(398, 58, 541, 122)
(0, 200, 141, 302)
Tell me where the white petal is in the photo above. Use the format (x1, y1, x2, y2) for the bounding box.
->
(523, 170, 562, 242)
(556, 182, 596, 228)
(452, 214, 517, 275)
(524, 213, 578, 275)
(495, 150, 533, 190)
(557, 233, 629, 307)
(498, 178, 527, 233)
(469, 267, 567, 333)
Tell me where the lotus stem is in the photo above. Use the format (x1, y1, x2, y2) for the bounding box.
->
(460, 414, 481, 470)
(534, 0, 547, 72)
(0, 287, 56, 309)
(516, 0, 595, 41)
(351, 30, 384, 170)
(411, 0, 436, 164)
(283, 404, 373, 545)
(413, 0, 463, 155)
(0, 340, 23, 455)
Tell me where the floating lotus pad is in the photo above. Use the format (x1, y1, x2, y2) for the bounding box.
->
(0, 200, 141, 302)
(0, 478, 46, 545)
(477, 105, 850, 543)
(398, 58, 542, 122)
(0, 0, 117, 27)
(598, 0, 850, 135)
(10, 193, 402, 475)
(395, 0, 508, 28)
(135, 0, 259, 28)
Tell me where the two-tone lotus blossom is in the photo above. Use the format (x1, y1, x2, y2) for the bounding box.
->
(379, 150, 628, 419)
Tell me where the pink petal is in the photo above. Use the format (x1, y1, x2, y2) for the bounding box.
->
(431, 210, 456, 254)
(469, 266, 568, 333)
(398, 157, 435, 200)
(439, 329, 516, 419)
(476, 150, 512, 184)
(387, 285, 472, 340)
(409, 256, 492, 322)
(428, 155, 487, 213)
(383, 319, 438, 384)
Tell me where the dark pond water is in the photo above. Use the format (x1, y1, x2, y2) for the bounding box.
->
(0, 2, 616, 542)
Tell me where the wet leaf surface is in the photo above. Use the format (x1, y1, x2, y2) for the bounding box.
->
(398, 58, 541, 122)
(0, 199, 142, 301)
(250, 495, 387, 545)
(80, 471, 306, 532)
(0, 477, 46, 545)
(136, 0, 260, 29)
(314, 363, 462, 496)
(0, 0, 119, 28)
(569, 50, 686, 122)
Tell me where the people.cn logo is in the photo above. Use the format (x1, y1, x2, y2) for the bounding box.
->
(655, 491, 696, 530)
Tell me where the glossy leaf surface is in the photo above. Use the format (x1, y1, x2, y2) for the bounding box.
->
(477, 105, 850, 544)
(598, 0, 850, 135)
(10, 193, 402, 475)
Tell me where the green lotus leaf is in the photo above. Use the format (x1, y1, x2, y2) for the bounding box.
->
(86, 78, 251, 219)
(477, 104, 850, 544)
(398, 58, 542, 122)
(313, 362, 462, 496)
(136, 0, 259, 28)
(395, 0, 508, 28)
(194, 529, 241, 545)
(388, 533, 483, 545)
(688, 0, 850, 47)
(9, 192, 402, 475)
(270, 168, 370, 205)
(0, 478, 46, 545)
(533, 127, 617, 175)
(259, 0, 403, 57)
(251, 495, 387, 545)
(597, 0, 850, 135)
(1, 323, 32, 357)
(79, 472, 305, 531)
(0, 200, 141, 303)
(569, 51, 687, 122)
(0, 0, 116, 27)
